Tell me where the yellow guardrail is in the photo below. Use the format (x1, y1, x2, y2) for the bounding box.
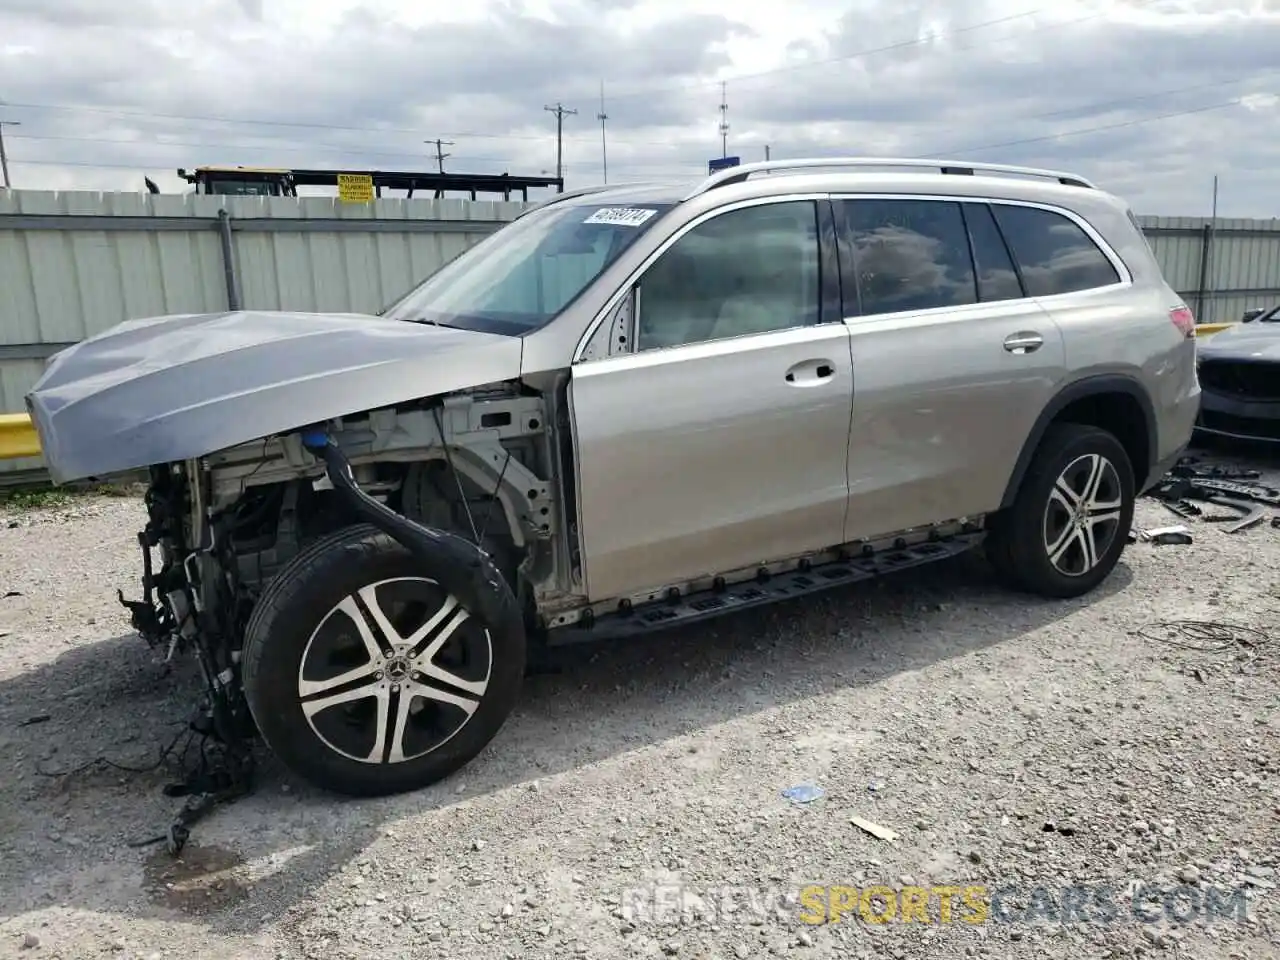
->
(0, 413, 41, 460)
(0, 320, 1245, 462)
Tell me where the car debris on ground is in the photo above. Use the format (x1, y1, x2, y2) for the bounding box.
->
(1138, 525, 1194, 545)
(1140, 454, 1280, 537)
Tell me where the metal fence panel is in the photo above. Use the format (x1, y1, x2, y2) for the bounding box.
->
(1137, 215, 1280, 324)
(0, 189, 526, 474)
(1137, 216, 1204, 292)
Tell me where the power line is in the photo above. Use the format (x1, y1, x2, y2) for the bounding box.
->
(929, 96, 1249, 156)
(0, 0, 1163, 145)
(5, 131, 519, 164)
(558, 0, 1162, 105)
(0, 133, 698, 174)
(1018, 72, 1276, 123)
(6, 70, 1270, 166)
(7, 95, 1261, 180)
(4, 156, 708, 178)
(7, 95, 1253, 178)
(5, 46, 1269, 185)
(2, 130, 672, 172)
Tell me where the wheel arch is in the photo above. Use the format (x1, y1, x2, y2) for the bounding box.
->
(397, 442, 558, 596)
(402, 445, 536, 551)
(1000, 374, 1157, 509)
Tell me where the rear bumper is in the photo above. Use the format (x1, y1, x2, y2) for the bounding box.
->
(1144, 369, 1199, 492)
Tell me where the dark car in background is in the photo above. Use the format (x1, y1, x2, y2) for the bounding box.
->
(1240, 304, 1279, 323)
(1196, 306, 1280, 443)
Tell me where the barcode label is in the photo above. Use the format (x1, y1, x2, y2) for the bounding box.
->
(583, 207, 658, 226)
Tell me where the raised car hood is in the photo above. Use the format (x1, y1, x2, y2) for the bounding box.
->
(1198, 322, 1280, 362)
(26, 310, 523, 484)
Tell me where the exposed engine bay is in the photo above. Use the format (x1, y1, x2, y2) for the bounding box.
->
(119, 385, 569, 852)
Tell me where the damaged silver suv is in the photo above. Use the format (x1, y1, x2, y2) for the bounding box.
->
(27, 157, 1200, 799)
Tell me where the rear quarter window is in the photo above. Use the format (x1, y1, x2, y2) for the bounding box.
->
(1126, 209, 1159, 259)
(991, 205, 1121, 297)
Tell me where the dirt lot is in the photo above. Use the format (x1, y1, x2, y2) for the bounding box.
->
(1, 448, 1278, 960)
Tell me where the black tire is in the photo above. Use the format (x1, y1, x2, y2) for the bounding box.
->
(241, 523, 526, 797)
(986, 423, 1135, 599)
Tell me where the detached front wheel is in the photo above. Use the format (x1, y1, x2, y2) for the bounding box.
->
(241, 524, 526, 796)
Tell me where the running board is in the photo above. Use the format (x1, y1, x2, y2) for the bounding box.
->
(545, 534, 984, 645)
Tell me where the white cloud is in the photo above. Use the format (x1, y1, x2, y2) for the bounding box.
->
(0, 0, 1278, 215)
(1241, 91, 1279, 110)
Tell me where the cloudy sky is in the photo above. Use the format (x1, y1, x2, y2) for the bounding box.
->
(0, 0, 1277, 215)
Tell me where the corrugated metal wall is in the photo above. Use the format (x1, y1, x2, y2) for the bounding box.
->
(0, 190, 525, 472)
(1136, 215, 1280, 325)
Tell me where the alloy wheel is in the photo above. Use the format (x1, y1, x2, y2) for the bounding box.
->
(1042, 453, 1124, 577)
(297, 577, 492, 764)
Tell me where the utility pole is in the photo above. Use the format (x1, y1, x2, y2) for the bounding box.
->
(596, 82, 608, 184)
(544, 102, 577, 185)
(718, 81, 729, 159)
(0, 120, 19, 190)
(765, 144, 771, 161)
(425, 138, 454, 174)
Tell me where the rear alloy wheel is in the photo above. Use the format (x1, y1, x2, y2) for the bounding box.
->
(242, 525, 525, 796)
(986, 423, 1135, 599)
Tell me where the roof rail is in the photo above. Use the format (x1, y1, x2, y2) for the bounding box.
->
(513, 183, 635, 220)
(682, 157, 1096, 200)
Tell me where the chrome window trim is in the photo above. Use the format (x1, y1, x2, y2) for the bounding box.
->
(572, 192, 828, 364)
(829, 192, 1133, 325)
(571, 317, 852, 378)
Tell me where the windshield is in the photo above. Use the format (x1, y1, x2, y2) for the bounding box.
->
(382, 200, 675, 336)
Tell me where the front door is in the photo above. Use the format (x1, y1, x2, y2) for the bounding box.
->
(832, 196, 1070, 539)
(569, 197, 854, 602)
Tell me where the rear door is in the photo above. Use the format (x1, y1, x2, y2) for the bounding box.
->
(834, 196, 1068, 540)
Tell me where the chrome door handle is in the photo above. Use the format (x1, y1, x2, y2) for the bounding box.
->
(1003, 332, 1044, 354)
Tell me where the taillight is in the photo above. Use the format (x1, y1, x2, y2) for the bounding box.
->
(1169, 305, 1195, 338)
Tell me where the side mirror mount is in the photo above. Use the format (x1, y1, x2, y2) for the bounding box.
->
(610, 287, 637, 356)
(578, 287, 637, 362)
(1242, 307, 1265, 323)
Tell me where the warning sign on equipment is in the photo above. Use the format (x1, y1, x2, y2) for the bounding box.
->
(337, 174, 375, 203)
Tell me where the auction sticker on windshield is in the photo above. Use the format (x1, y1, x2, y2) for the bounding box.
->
(583, 207, 658, 226)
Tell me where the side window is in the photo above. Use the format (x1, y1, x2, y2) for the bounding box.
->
(840, 199, 977, 316)
(962, 203, 1025, 302)
(636, 201, 820, 351)
(991, 204, 1121, 297)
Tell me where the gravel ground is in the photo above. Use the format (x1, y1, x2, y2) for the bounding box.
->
(0, 446, 1278, 960)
